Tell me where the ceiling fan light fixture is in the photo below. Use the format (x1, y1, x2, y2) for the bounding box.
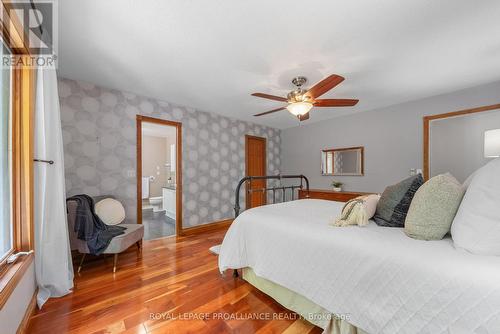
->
(286, 101, 313, 116)
(252, 74, 356, 121)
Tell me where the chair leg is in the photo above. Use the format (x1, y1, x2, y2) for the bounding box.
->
(136, 240, 142, 253)
(113, 254, 118, 273)
(77, 253, 86, 273)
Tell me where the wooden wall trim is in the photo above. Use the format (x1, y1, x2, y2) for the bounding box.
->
(423, 117, 430, 181)
(10, 63, 35, 254)
(181, 219, 233, 236)
(136, 116, 142, 227)
(136, 115, 183, 235)
(423, 103, 500, 121)
(423, 103, 500, 180)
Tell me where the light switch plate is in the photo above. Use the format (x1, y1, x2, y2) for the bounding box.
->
(409, 168, 423, 176)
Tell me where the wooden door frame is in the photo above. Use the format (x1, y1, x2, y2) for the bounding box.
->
(423, 103, 500, 180)
(136, 115, 183, 236)
(245, 135, 267, 209)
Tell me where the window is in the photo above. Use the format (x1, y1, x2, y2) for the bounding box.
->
(0, 2, 36, 308)
(0, 42, 12, 263)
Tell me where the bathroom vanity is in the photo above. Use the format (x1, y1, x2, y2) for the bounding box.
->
(162, 186, 176, 219)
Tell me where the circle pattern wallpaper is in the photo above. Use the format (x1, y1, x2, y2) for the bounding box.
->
(59, 78, 282, 227)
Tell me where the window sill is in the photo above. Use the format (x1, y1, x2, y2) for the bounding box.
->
(0, 253, 34, 310)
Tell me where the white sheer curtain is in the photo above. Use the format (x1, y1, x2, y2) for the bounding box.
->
(34, 67, 74, 308)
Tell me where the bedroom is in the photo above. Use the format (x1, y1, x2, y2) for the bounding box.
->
(1, 1, 500, 333)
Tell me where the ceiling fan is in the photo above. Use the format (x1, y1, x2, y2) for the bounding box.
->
(252, 75, 358, 121)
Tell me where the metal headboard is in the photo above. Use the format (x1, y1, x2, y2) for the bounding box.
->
(234, 174, 309, 217)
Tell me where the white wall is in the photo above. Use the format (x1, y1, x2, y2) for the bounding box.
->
(142, 135, 168, 198)
(281, 80, 500, 193)
(430, 109, 500, 182)
(0, 262, 36, 334)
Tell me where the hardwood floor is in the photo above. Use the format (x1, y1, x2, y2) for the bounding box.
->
(27, 228, 321, 334)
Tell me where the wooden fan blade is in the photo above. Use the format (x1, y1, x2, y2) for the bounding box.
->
(254, 107, 286, 117)
(297, 112, 310, 121)
(251, 93, 287, 102)
(305, 75, 345, 99)
(314, 99, 359, 107)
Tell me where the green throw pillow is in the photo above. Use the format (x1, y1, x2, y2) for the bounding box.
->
(405, 173, 465, 240)
(373, 174, 424, 227)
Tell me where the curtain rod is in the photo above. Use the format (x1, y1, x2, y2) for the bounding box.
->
(34, 159, 54, 165)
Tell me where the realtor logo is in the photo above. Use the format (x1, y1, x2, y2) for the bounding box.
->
(1, 0, 57, 68)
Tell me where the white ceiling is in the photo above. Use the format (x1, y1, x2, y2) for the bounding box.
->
(58, 0, 500, 129)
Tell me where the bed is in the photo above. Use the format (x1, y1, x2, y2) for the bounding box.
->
(218, 198, 500, 333)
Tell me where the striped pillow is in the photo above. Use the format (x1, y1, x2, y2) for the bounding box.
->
(373, 174, 424, 228)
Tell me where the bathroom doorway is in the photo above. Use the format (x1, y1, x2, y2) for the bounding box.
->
(136, 115, 182, 239)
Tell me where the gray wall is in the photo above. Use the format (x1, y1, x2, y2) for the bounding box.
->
(430, 109, 500, 182)
(281, 80, 500, 193)
(59, 78, 281, 227)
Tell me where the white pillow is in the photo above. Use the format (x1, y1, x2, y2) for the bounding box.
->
(332, 194, 381, 227)
(363, 194, 381, 219)
(95, 198, 126, 225)
(451, 158, 500, 255)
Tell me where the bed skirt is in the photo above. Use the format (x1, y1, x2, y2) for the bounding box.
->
(242, 268, 367, 334)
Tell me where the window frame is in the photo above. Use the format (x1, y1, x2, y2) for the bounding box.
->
(0, 0, 36, 309)
(0, 47, 13, 265)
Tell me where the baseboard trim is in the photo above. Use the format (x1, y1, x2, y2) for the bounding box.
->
(17, 288, 37, 334)
(181, 219, 233, 236)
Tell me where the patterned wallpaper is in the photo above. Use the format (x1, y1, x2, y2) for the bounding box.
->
(59, 78, 281, 227)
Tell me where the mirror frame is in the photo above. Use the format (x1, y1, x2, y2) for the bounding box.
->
(321, 146, 364, 176)
(423, 103, 500, 181)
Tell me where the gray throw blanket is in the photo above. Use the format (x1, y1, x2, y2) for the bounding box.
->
(67, 194, 126, 255)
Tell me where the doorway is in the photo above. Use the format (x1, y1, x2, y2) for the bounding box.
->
(136, 115, 182, 239)
(245, 135, 267, 209)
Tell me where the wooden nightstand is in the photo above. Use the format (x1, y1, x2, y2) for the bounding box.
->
(298, 189, 372, 202)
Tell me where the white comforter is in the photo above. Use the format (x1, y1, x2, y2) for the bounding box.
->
(219, 199, 500, 334)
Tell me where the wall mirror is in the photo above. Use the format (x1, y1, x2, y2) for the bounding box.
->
(424, 104, 500, 182)
(321, 146, 364, 176)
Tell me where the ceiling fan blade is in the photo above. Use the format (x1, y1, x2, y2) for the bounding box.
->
(297, 112, 310, 121)
(305, 75, 345, 99)
(251, 93, 287, 102)
(314, 99, 359, 107)
(254, 106, 286, 117)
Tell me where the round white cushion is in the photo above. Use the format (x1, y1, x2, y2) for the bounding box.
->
(451, 158, 500, 255)
(95, 198, 125, 225)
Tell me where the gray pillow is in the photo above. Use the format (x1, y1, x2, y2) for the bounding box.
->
(405, 173, 465, 240)
(373, 174, 424, 227)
